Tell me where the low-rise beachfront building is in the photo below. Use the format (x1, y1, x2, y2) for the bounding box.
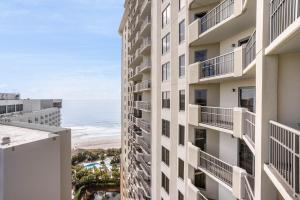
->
(0, 93, 62, 127)
(0, 121, 71, 200)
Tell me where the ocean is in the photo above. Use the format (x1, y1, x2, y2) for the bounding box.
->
(61, 99, 121, 145)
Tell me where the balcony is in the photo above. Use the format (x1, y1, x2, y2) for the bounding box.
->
(267, 0, 300, 54)
(140, 155, 151, 179)
(189, 40, 256, 84)
(129, 31, 141, 54)
(136, 118, 151, 133)
(134, 80, 151, 93)
(140, 37, 151, 55)
(188, 142, 249, 199)
(140, 16, 151, 36)
(140, 177, 151, 199)
(188, 105, 252, 139)
(264, 121, 300, 200)
(189, 0, 256, 46)
(128, 58, 151, 81)
(140, 0, 151, 18)
(135, 101, 151, 112)
(187, 179, 208, 200)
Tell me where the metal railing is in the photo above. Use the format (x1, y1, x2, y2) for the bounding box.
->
(199, 149, 233, 186)
(140, 156, 151, 176)
(200, 106, 233, 130)
(245, 30, 256, 67)
(244, 174, 255, 200)
(139, 138, 151, 154)
(137, 118, 151, 133)
(270, 0, 300, 42)
(269, 120, 300, 196)
(141, 0, 150, 14)
(135, 80, 151, 92)
(140, 177, 151, 197)
(135, 101, 151, 111)
(141, 16, 151, 32)
(244, 111, 256, 146)
(141, 37, 151, 51)
(199, 51, 234, 79)
(200, 0, 234, 33)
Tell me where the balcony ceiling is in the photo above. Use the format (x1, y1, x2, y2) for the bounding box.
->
(191, 0, 256, 46)
(189, 0, 220, 9)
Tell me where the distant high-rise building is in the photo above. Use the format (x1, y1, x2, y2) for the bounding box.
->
(0, 121, 71, 200)
(0, 93, 62, 127)
(119, 0, 300, 200)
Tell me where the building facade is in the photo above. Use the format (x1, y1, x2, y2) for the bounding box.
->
(120, 0, 300, 200)
(0, 121, 71, 200)
(0, 93, 62, 127)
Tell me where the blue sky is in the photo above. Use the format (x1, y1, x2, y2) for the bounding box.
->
(0, 0, 123, 100)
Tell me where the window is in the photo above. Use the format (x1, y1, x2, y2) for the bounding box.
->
(195, 89, 207, 106)
(178, 125, 185, 146)
(178, 191, 184, 200)
(178, 158, 184, 179)
(239, 140, 254, 175)
(195, 169, 206, 189)
(195, 129, 206, 151)
(162, 119, 170, 137)
(162, 33, 170, 54)
(162, 173, 169, 194)
(0, 106, 6, 114)
(239, 87, 256, 112)
(162, 146, 170, 166)
(195, 50, 207, 62)
(162, 91, 170, 109)
(7, 105, 15, 113)
(162, 4, 170, 28)
(179, 20, 185, 43)
(179, 90, 185, 111)
(16, 104, 23, 112)
(179, 54, 185, 78)
(162, 62, 170, 81)
(179, 0, 185, 10)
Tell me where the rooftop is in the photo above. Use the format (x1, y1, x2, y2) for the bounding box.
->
(0, 124, 56, 149)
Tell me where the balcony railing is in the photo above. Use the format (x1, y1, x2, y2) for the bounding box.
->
(199, 150, 233, 186)
(134, 80, 151, 92)
(243, 174, 255, 200)
(140, 177, 151, 197)
(137, 118, 151, 133)
(140, 155, 151, 176)
(244, 111, 256, 147)
(188, 179, 209, 200)
(270, 0, 300, 42)
(200, 0, 234, 33)
(141, 16, 151, 33)
(199, 51, 234, 79)
(200, 106, 233, 130)
(135, 101, 151, 111)
(268, 120, 300, 196)
(245, 30, 256, 67)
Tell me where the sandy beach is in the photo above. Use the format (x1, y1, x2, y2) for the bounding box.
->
(72, 135, 121, 151)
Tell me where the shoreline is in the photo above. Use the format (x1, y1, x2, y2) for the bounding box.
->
(72, 136, 121, 152)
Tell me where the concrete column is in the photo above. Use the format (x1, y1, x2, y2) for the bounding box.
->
(151, 0, 162, 199)
(255, 0, 278, 199)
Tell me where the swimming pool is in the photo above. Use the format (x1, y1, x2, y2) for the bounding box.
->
(84, 162, 101, 170)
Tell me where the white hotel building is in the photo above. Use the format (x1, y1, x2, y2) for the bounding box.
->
(0, 93, 62, 127)
(119, 0, 300, 200)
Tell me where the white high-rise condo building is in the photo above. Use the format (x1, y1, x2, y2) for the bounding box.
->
(0, 93, 62, 127)
(0, 121, 71, 200)
(119, 0, 300, 199)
